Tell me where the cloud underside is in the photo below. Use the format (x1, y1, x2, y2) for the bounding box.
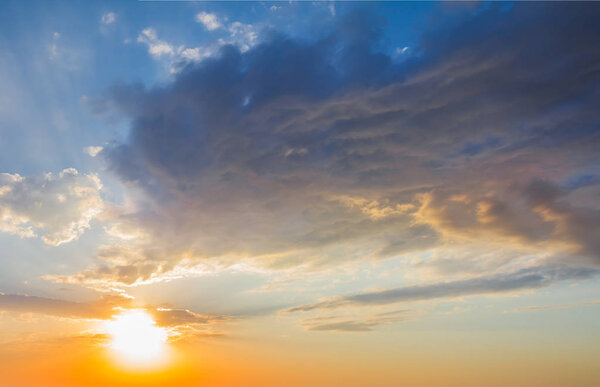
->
(0, 293, 226, 329)
(22, 4, 600, 293)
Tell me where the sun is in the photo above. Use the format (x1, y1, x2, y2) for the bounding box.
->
(105, 310, 168, 366)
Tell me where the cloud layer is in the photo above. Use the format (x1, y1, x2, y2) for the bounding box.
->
(46, 4, 600, 291)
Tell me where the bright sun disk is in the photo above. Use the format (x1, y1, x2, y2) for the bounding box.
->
(105, 309, 168, 365)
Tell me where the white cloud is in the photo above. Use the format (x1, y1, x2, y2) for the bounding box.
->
(228, 22, 258, 52)
(83, 146, 103, 157)
(396, 46, 409, 55)
(195, 12, 222, 31)
(137, 28, 174, 58)
(178, 46, 214, 62)
(135, 26, 254, 73)
(0, 169, 104, 246)
(137, 28, 203, 73)
(101, 12, 116, 25)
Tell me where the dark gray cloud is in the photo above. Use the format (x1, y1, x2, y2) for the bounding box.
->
(287, 265, 598, 312)
(64, 3, 600, 287)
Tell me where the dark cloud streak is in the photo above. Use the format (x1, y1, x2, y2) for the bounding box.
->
(287, 265, 598, 312)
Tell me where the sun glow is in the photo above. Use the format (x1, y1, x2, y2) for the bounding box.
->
(105, 310, 168, 366)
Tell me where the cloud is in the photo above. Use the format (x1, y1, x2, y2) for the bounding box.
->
(0, 293, 130, 320)
(47, 36, 89, 71)
(0, 292, 225, 328)
(308, 320, 376, 332)
(0, 169, 104, 245)
(64, 4, 600, 289)
(286, 265, 598, 312)
(195, 12, 222, 31)
(513, 300, 600, 313)
(137, 28, 174, 58)
(101, 12, 116, 25)
(227, 22, 257, 52)
(150, 307, 228, 327)
(83, 146, 103, 157)
(135, 25, 256, 73)
(411, 179, 600, 265)
(301, 309, 416, 332)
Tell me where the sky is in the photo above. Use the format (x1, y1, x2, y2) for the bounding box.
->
(0, 1, 599, 386)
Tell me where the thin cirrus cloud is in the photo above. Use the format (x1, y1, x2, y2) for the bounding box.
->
(100, 12, 116, 25)
(300, 309, 417, 332)
(286, 265, 599, 313)
(21, 5, 600, 296)
(0, 292, 227, 329)
(513, 300, 600, 313)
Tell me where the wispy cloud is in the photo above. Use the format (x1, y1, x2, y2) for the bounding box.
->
(100, 12, 116, 25)
(0, 292, 227, 329)
(0, 293, 130, 320)
(513, 300, 600, 313)
(287, 265, 598, 312)
(301, 309, 417, 332)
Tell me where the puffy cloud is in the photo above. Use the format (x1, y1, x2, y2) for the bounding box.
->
(135, 25, 257, 73)
(0, 169, 103, 245)
(83, 146, 103, 157)
(43, 245, 177, 289)
(64, 4, 600, 290)
(137, 28, 174, 58)
(414, 180, 600, 263)
(227, 22, 257, 52)
(195, 12, 222, 31)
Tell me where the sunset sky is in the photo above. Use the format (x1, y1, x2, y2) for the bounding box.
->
(1, 1, 599, 386)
